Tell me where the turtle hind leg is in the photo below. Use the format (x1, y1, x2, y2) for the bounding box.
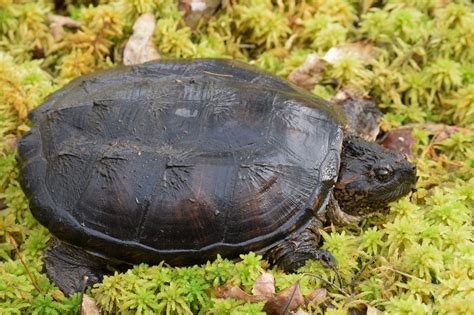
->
(264, 218, 337, 273)
(44, 237, 108, 295)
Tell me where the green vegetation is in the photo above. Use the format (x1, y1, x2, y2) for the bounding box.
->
(1, 0, 473, 313)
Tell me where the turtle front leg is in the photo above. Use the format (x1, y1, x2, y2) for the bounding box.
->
(264, 218, 337, 273)
(44, 237, 109, 295)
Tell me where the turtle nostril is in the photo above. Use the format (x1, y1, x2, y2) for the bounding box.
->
(410, 164, 416, 171)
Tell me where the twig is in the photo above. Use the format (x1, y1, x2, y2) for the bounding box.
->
(299, 273, 349, 296)
(6, 233, 43, 294)
(282, 280, 299, 315)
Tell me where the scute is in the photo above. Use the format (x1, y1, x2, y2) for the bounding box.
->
(18, 59, 344, 265)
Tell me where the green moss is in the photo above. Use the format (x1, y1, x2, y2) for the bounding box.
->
(0, 0, 473, 313)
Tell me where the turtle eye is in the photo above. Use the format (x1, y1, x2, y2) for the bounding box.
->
(375, 167, 392, 181)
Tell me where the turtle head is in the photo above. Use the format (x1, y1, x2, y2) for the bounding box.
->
(333, 136, 417, 220)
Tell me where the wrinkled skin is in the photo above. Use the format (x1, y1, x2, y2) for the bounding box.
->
(334, 136, 417, 217)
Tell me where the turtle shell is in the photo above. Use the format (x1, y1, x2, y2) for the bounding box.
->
(18, 59, 345, 265)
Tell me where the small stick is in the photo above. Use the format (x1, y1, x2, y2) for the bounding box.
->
(6, 233, 43, 294)
(299, 273, 349, 297)
(282, 280, 300, 315)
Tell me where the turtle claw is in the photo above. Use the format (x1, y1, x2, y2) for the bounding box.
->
(313, 249, 338, 269)
(313, 250, 343, 287)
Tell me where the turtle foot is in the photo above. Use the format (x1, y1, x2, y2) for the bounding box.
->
(264, 218, 339, 273)
(44, 237, 108, 295)
(275, 247, 338, 273)
(312, 249, 338, 269)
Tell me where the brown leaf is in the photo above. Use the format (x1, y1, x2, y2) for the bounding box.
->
(179, 0, 222, 29)
(379, 123, 474, 158)
(366, 305, 381, 315)
(123, 13, 160, 66)
(48, 14, 81, 39)
(378, 128, 417, 157)
(215, 284, 265, 303)
(404, 123, 474, 141)
(304, 287, 327, 305)
(252, 272, 275, 297)
(323, 41, 376, 65)
(263, 282, 305, 315)
(288, 54, 325, 91)
(79, 295, 100, 315)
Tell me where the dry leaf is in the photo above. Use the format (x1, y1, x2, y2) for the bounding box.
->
(366, 305, 381, 315)
(263, 282, 305, 315)
(288, 54, 325, 90)
(379, 123, 474, 158)
(323, 42, 376, 65)
(252, 272, 275, 297)
(48, 14, 81, 39)
(402, 123, 474, 140)
(123, 13, 160, 66)
(305, 287, 327, 305)
(79, 295, 100, 315)
(378, 128, 417, 157)
(215, 284, 265, 302)
(216, 275, 326, 314)
(179, 0, 222, 28)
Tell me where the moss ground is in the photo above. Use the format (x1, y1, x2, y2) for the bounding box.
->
(0, 0, 473, 314)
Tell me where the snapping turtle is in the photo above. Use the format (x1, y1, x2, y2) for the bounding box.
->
(18, 59, 416, 294)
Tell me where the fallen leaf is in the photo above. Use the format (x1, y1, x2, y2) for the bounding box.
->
(48, 14, 81, 39)
(179, 0, 222, 28)
(215, 284, 265, 302)
(366, 305, 381, 315)
(216, 275, 327, 314)
(252, 272, 275, 297)
(378, 128, 416, 157)
(123, 13, 160, 66)
(263, 282, 305, 315)
(288, 53, 326, 91)
(304, 287, 327, 305)
(323, 41, 376, 65)
(379, 123, 474, 159)
(402, 123, 474, 140)
(79, 294, 100, 315)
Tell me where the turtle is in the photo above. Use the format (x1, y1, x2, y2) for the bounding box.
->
(17, 59, 417, 295)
